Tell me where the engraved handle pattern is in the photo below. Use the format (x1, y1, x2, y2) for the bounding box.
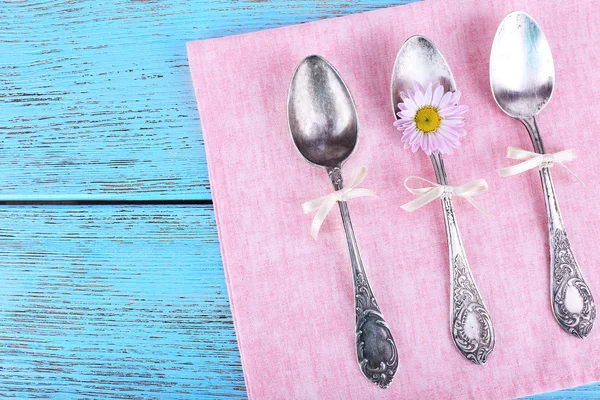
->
(329, 167, 398, 389)
(539, 166, 597, 338)
(550, 228, 596, 337)
(444, 197, 495, 365)
(522, 117, 596, 338)
(430, 154, 495, 365)
(354, 267, 398, 389)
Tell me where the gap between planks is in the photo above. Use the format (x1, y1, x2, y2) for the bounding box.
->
(0, 199, 213, 205)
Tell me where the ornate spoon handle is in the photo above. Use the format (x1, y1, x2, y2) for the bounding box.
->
(328, 167, 398, 389)
(522, 117, 596, 338)
(431, 154, 495, 365)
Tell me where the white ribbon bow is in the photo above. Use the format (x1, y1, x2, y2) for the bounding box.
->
(499, 147, 582, 183)
(302, 166, 376, 240)
(400, 176, 490, 214)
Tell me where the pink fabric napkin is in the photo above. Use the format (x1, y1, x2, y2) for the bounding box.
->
(187, 0, 600, 398)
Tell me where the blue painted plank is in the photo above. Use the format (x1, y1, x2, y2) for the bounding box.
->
(0, 203, 597, 398)
(0, 0, 415, 201)
(0, 205, 244, 398)
(526, 383, 600, 399)
(1, 0, 600, 398)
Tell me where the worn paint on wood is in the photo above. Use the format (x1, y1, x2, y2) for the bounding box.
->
(0, 0, 414, 201)
(0, 205, 246, 398)
(0, 204, 598, 399)
(1, 0, 599, 398)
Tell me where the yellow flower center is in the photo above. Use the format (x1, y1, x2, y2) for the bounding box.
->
(414, 106, 442, 133)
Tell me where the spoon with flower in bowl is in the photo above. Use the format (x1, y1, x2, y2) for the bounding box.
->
(391, 36, 495, 365)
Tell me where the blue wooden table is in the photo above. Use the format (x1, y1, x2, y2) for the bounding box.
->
(0, 1, 598, 398)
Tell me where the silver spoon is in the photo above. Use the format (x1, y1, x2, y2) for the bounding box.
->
(287, 55, 399, 388)
(490, 11, 596, 338)
(391, 36, 495, 365)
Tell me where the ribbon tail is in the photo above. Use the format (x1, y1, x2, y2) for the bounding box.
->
(401, 187, 444, 212)
(347, 166, 369, 189)
(558, 162, 585, 185)
(464, 196, 492, 216)
(302, 195, 329, 214)
(310, 198, 337, 240)
(499, 155, 542, 177)
(506, 146, 539, 160)
(343, 188, 378, 200)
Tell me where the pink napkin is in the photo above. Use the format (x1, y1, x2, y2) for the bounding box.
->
(187, 0, 600, 398)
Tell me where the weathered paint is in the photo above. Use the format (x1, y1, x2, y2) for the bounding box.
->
(0, 0, 598, 398)
(0, 206, 246, 398)
(0, 0, 413, 201)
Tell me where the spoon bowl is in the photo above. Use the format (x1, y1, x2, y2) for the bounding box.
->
(287, 55, 358, 169)
(287, 55, 399, 387)
(490, 11, 595, 338)
(490, 11, 555, 119)
(391, 35, 455, 119)
(391, 36, 496, 364)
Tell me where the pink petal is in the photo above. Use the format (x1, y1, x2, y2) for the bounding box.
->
(428, 134, 436, 155)
(419, 133, 427, 154)
(438, 143, 449, 155)
(404, 123, 416, 135)
(414, 89, 425, 108)
(438, 133, 455, 154)
(450, 90, 462, 105)
(400, 109, 416, 119)
(440, 124, 467, 138)
(403, 130, 419, 148)
(397, 103, 408, 111)
(395, 117, 412, 126)
(408, 128, 421, 146)
(438, 105, 468, 118)
(394, 115, 411, 123)
(394, 119, 411, 130)
(442, 119, 465, 128)
(429, 133, 440, 153)
(431, 85, 444, 108)
(424, 83, 433, 105)
(438, 91, 453, 109)
(437, 133, 450, 154)
(443, 115, 466, 121)
(437, 127, 460, 146)
(425, 134, 433, 155)
(413, 81, 425, 93)
(442, 140, 453, 154)
(438, 106, 459, 117)
(400, 125, 415, 142)
(404, 97, 419, 112)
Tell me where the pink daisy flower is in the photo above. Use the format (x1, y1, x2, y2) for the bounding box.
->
(393, 81, 468, 155)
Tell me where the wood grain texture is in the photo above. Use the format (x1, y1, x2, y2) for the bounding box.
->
(0, 205, 245, 398)
(1, 0, 600, 398)
(0, 204, 597, 399)
(0, 0, 414, 201)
